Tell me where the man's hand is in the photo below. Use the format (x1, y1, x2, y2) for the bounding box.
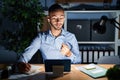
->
(60, 43, 71, 57)
(17, 62, 31, 73)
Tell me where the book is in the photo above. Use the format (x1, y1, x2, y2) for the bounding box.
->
(76, 64, 107, 78)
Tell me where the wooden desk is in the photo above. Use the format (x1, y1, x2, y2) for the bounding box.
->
(6, 64, 114, 80)
(28, 64, 114, 80)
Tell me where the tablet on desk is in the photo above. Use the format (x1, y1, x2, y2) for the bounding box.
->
(44, 59, 71, 72)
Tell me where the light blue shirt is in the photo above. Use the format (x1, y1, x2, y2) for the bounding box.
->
(19, 29, 81, 64)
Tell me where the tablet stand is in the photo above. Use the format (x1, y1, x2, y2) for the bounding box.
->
(52, 65, 64, 77)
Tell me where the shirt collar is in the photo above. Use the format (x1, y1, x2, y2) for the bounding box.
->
(48, 28, 66, 37)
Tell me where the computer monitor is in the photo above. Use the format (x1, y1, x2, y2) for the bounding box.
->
(44, 59, 71, 72)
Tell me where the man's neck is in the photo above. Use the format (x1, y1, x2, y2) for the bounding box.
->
(51, 29, 62, 37)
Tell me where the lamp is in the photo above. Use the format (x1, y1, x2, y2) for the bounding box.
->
(93, 15, 120, 34)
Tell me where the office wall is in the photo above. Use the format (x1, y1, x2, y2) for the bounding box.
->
(40, 0, 118, 9)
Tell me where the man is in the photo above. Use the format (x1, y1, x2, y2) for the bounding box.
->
(17, 4, 81, 73)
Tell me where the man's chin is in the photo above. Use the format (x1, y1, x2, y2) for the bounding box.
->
(56, 28, 62, 30)
(54, 26, 62, 30)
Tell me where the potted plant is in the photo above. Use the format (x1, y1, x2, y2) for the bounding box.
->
(0, 0, 45, 53)
(106, 65, 120, 80)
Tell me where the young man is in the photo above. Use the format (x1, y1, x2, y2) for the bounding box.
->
(17, 4, 81, 73)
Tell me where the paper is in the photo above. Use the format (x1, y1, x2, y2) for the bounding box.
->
(25, 65, 41, 74)
(9, 65, 42, 79)
(83, 64, 96, 70)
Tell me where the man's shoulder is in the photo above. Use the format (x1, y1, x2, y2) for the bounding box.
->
(64, 30, 75, 36)
(39, 30, 49, 35)
(36, 31, 49, 39)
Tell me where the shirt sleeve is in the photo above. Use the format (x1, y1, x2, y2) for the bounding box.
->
(18, 34, 41, 63)
(64, 34, 81, 64)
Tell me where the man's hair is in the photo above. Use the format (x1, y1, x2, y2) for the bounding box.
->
(48, 4, 64, 13)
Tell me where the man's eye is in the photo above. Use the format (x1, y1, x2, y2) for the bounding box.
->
(52, 18, 56, 19)
(51, 18, 57, 20)
(60, 18, 64, 19)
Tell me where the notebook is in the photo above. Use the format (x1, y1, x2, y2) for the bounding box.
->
(76, 64, 107, 78)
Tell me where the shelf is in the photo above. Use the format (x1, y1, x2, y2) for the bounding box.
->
(78, 42, 115, 44)
(65, 10, 120, 13)
(64, 10, 120, 56)
(56, 0, 112, 3)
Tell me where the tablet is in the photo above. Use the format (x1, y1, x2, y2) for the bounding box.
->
(44, 59, 71, 72)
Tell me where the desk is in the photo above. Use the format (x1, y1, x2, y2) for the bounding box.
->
(9, 64, 114, 80)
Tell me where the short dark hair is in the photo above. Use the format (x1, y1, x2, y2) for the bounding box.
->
(48, 4, 64, 13)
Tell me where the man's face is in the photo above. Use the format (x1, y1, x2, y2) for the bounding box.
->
(48, 10, 65, 30)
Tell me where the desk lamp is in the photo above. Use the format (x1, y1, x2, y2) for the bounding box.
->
(93, 15, 120, 34)
(93, 15, 120, 67)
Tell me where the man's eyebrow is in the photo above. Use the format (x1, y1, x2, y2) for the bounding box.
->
(60, 14, 65, 16)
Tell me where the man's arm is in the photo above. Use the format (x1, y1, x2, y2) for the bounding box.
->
(62, 34, 81, 64)
(18, 35, 41, 63)
(17, 34, 41, 73)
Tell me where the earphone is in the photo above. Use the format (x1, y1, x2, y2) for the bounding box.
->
(47, 19, 54, 28)
(47, 19, 50, 22)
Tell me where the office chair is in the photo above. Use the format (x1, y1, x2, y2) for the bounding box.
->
(0, 49, 17, 64)
(97, 56, 120, 64)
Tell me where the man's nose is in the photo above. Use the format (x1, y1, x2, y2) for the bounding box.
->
(56, 18, 60, 22)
